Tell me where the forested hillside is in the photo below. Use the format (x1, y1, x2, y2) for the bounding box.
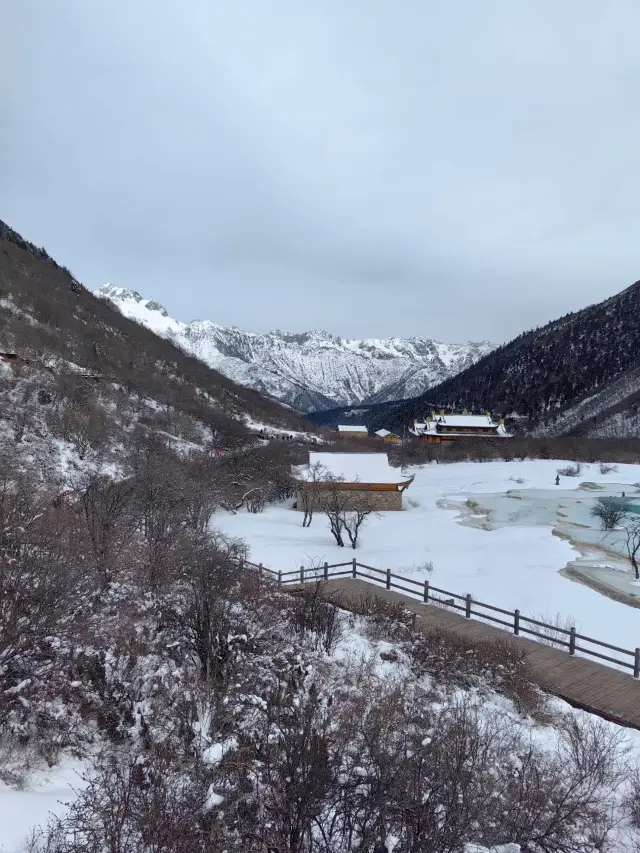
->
(364, 281, 640, 435)
(0, 219, 309, 457)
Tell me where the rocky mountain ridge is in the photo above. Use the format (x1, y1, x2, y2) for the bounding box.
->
(96, 284, 494, 412)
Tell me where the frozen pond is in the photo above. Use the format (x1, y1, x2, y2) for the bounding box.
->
(452, 482, 640, 604)
(217, 460, 640, 655)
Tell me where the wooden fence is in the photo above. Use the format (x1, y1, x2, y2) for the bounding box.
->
(244, 557, 640, 679)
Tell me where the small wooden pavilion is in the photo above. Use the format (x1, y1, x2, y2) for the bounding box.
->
(294, 452, 413, 511)
(374, 429, 401, 443)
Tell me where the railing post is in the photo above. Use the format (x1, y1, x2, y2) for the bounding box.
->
(300, 565, 304, 584)
(352, 558, 357, 579)
(278, 570, 282, 588)
(569, 626, 576, 655)
(423, 580, 429, 603)
(465, 594, 472, 619)
(323, 561, 329, 581)
(514, 609, 520, 636)
(386, 569, 391, 590)
(635, 648, 640, 679)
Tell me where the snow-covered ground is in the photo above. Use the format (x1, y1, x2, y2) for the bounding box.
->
(243, 415, 322, 444)
(216, 459, 640, 654)
(0, 758, 85, 853)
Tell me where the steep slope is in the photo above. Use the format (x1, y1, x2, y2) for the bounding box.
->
(364, 281, 640, 436)
(0, 219, 310, 460)
(96, 284, 494, 411)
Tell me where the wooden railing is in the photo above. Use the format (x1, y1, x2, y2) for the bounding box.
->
(243, 558, 640, 678)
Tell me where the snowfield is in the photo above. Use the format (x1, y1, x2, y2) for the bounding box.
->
(216, 459, 640, 654)
(0, 759, 85, 853)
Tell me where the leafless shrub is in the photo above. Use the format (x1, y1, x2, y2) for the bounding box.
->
(220, 673, 334, 853)
(557, 462, 583, 477)
(623, 763, 640, 828)
(299, 556, 327, 581)
(243, 488, 265, 513)
(599, 462, 619, 475)
(526, 611, 579, 649)
(430, 594, 460, 612)
(591, 496, 628, 531)
(37, 750, 217, 853)
(561, 714, 628, 788)
(287, 583, 344, 654)
(399, 559, 434, 575)
(408, 627, 544, 715)
(347, 592, 413, 626)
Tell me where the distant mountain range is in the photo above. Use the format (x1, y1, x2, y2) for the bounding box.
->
(96, 285, 495, 412)
(312, 280, 640, 439)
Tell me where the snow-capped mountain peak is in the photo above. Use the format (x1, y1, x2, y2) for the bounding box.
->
(95, 284, 495, 411)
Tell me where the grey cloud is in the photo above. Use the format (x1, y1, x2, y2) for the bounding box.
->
(4, 0, 640, 341)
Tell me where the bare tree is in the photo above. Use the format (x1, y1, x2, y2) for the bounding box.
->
(319, 480, 378, 549)
(591, 496, 628, 531)
(615, 516, 640, 579)
(72, 472, 136, 586)
(182, 533, 247, 687)
(127, 436, 192, 587)
(299, 461, 327, 528)
(321, 483, 351, 547)
(341, 498, 379, 550)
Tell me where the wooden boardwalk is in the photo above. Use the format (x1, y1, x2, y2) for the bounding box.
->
(315, 577, 640, 730)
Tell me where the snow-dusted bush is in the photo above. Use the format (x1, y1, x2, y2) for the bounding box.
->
(527, 612, 581, 650)
(286, 582, 344, 654)
(1, 393, 639, 850)
(556, 462, 583, 477)
(599, 462, 619, 475)
(591, 496, 628, 531)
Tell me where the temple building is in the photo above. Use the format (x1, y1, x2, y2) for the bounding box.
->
(294, 451, 413, 511)
(409, 412, 512, 443)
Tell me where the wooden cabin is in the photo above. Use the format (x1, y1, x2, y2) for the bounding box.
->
(374, 428, 401, 443)
(336, 424, 369, 439)
(294, 451, 413, 511)
(409, 412, 511, 443)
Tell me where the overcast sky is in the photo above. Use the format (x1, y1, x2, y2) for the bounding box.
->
(4, 2, 640, 342)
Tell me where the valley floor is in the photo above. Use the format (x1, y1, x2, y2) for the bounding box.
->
(6, 459, 640, 853)
(216, 459, 640, 656)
